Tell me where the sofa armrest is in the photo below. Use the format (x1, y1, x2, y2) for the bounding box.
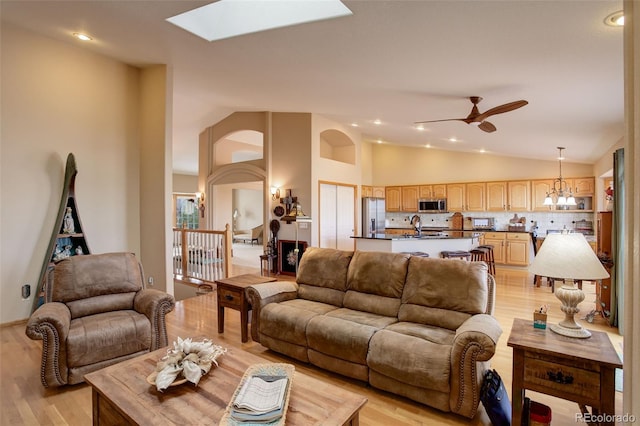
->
(25, 302, 72, 387)
(246, 281, 298, 342)
(449, 314, 503, 418)
(134, 289, 176, 350)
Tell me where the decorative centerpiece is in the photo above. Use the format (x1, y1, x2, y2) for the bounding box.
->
(147, 337, 226, 391)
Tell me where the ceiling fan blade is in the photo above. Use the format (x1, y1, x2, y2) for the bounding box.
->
(414, 118, 466, 124)
(476, 100, 528, 121)
(478, 121, 497, 133)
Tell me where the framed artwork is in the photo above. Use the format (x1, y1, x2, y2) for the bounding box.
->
(278, 239, 308, 276)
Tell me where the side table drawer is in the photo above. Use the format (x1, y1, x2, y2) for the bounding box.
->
(218, 288, 243, 309)
(524, 356, 600, 405)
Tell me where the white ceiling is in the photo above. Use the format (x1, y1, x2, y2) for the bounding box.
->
(1, 1, 625, 174)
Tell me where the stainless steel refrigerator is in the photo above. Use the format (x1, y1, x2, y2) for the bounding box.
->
(362, 197, 386, 235)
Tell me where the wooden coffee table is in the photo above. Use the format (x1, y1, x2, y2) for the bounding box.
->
(215, 274, 276, 343)
(85, 345, 367, 425)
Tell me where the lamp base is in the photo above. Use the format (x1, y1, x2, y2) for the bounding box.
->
(549, 322, 592, 338)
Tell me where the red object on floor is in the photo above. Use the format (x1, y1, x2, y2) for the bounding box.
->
(529, 400, 552, 426)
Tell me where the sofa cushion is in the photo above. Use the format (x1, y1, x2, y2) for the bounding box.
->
(67, 310, 150, 367)
(344, 251, 409, 316)
(367, 329, 452, 393)
(326, 307, 398, 329)
(399, 257, 488, 329)
(296, 247, 353, 306)
(306, 315, 379, 365)
(51, 252, 142, 318)
(259, 299, 338, 345)
(384, 321, 456, 346)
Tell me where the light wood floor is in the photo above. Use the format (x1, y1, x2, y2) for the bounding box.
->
(1, 265, 623, 425)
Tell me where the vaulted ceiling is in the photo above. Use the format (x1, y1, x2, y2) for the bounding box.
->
(1, 1, 624, 174)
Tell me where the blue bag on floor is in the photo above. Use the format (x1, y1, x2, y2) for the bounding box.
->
(480, 369, 512, 426)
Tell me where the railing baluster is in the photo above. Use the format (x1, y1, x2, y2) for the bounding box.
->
(171, 224, 232, 285)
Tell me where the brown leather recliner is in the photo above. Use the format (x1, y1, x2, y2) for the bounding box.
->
(26, 252, 175, 387)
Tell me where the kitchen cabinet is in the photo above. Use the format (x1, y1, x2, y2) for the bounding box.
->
(486, 181, 530, 211)
(483, 232, 505, 264)
(361, 185, 385, 198)
(571, 177, 595, 195)
(506, 232, 530, 266)
(419, 184, 446, 199)
(465, 182, 486, 211)
(401, 186, 419, 212)
(446, 183, 465, 211)
(385, 186, 402, 212)
(508, 180, 531, 211)
(372, 186, 385, 198)
(531, 179, 554, 211)
(597, 211, 612, 256)
(486, 182, 508, 211)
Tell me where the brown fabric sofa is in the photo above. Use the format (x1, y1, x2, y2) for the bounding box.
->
(247, 247, 502, 419)
(26, 252, 175, 387)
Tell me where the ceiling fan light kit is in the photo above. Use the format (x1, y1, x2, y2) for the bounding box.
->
(415, 96, 528, 133)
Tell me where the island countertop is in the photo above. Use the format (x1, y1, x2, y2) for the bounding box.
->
(351, 232, 480, 257)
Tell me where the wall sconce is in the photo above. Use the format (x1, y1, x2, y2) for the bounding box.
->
(196, 192, 205, 218)
(270, 186, 281, 200)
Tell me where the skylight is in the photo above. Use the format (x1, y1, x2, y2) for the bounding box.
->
(167, 0, 353, 42)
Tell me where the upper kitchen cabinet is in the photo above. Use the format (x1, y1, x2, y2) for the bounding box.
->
(361, 185, 373, 198)
(507, 180, 531, 211)
(372, 186, 385, 198)
(570, 177, 595, 195)
(385, 186, 402, 211)
(531, 177, 594, 212)
(531, 179, 554, 211)
(446, 183, 465, 211)
(487, 181, 530, 211)
(465, 182, 486, 212)
(401, 186, 419, 212)
(419, 184, 447, 199)
(486, 182, 508, 211)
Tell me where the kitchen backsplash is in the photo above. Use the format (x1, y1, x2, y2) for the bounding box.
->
(385, 211, 595, 235)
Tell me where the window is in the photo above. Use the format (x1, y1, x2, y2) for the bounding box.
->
(174, 194, 200, 229)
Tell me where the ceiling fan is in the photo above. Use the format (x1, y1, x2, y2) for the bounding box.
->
(415, 96, 528, 133)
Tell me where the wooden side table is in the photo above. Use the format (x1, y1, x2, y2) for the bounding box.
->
(215, 274, 276, 343)
(508, 318, 622, 425)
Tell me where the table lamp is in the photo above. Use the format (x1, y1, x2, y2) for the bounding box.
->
(529, 232, 609, 338)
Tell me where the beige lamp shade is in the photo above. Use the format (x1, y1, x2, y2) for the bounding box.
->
(529, 233, 609, 280)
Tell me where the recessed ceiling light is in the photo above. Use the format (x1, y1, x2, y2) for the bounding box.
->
(377, 139, 383, 144)
(448, 137, 457, 143)
(604, 11, 624, 27)
(479, 148, 486, 154)
(350, 123, 359, 127)
(167, 0, 352, 42)
(73, 32, 93, 41)
(415, 124, 425, 131)
(373, 119, 382, 125)
(425, 144, 431, 148)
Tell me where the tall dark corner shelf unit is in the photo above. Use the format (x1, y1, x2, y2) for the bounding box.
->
(31, 153, 90, 313)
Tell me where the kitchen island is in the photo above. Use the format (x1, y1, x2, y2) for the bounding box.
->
(352, 232, 480, 258)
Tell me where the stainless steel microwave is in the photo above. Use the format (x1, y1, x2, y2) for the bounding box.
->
(418, 199, 447, 213)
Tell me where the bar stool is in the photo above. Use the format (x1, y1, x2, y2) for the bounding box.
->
(440, 250, 471, 261)
(477, 244, 496, 275)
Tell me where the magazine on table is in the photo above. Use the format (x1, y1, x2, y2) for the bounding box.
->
(230, 375, 289, 423)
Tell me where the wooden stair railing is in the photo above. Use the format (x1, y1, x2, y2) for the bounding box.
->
(172, 224, 232, 286)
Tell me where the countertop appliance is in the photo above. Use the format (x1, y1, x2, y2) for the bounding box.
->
(362, 197, 386, 235)
(470, 217, 495, 230)
(418, 199, 447, 213)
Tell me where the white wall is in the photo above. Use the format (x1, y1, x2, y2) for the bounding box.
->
(0, 24, 142, 322)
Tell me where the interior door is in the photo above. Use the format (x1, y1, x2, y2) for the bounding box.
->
(319, 183, 355, 250)
(336, 185, 355, 250)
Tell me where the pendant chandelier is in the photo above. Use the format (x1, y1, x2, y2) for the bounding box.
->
(543, 147, 576, 207)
